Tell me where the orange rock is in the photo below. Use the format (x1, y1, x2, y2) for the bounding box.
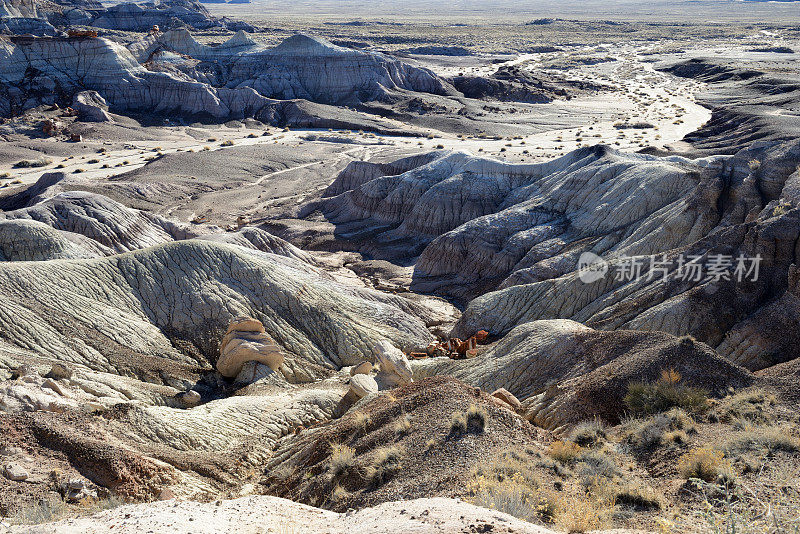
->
(456, 337, 477, 354)
(475, 330, 489, 343)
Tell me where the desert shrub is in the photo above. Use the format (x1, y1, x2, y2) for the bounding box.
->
(467, 471, 555, 523)
(0, 172, 10, 178)
(12, 494, 124, 524)
(221, 140, 234, 146)
(725, 426, 800, 455)
(624, 408, 695, 450)
(328, 443, 355, 478)
(13, 157, 51, 168)
(366, 446, 403, 487)
(624, 369, 708, 415)
(11, 496, 70, 524)
(575, 450, 618, 487)
(547, 440, 584, 464)
(87, 159, 100, 164)
(570, 419, 606, 447)
(554, 492, 614, 532)
(73, 168, 85, 174)
(467, 451, 557, 523)
(773, 200, 792, 217)
(466, 404, 487, 433)
(678, 447, 732, 482)
(663, 430, 688, 444)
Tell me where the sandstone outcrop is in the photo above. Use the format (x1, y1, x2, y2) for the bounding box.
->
(217, 317, 283, 378)
(373, 340, 413, 387)
(135, 30, 456, 106)
(349, 373, 378, 398)
(0, 16, 56, 35)
(491, 387, 521, 411)
(72, 90, 112, 122)
(349, 361, 372, 376)
(1, 180, 319, 263)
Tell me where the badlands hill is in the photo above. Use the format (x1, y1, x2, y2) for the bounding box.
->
(0, 31, 453, 127)
(1, 14, 800, 534)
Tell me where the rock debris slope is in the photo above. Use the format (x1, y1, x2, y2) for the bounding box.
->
(413, 320, 751, 431)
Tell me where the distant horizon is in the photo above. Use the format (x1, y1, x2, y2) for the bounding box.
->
(197, 0, 800, 25)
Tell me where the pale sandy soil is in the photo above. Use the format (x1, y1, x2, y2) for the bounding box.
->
(0, 41, 711, 197)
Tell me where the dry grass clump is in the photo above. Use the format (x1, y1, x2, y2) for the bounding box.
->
(13, 157, 51, 168)
(12, 494, 125, 525)
(328, 443, 356, 478)
(351, 411, 371, 436)
(714, 389, 776, 426)
(220, 139, 235, 146)
(725, 426, 800, 455)
(11, 497, 71, 524)
(547, 440, 584, 464)
(366, 446, 404, 487)
(393, 413, 412, 436)
(624, 369, 708, 415)
(450, 411, 467, 434)
(570, 419, 606, 447)
(678, 446, 732, 482)
(554, 493, 615, 533)
(624, 408, 696, 450)
(466, 404, 487, 433)
(609, 481, 663, 511)
(330, 483, 348, 502)
(450, 404, 487, 435)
